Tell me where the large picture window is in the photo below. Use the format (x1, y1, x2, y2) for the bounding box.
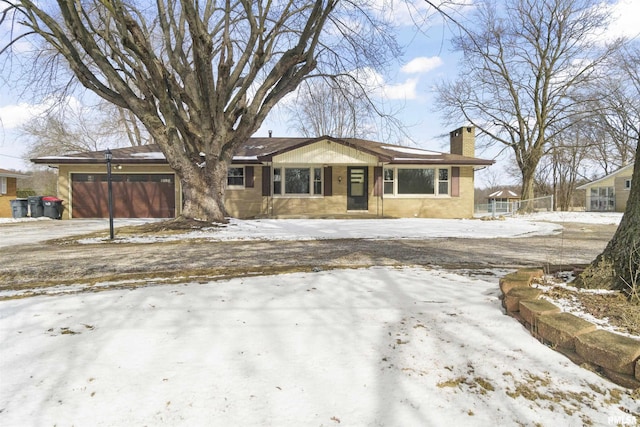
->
(398, 169, 434, 194)
(384, 167, 450, 196)
(285, 168, 310, 194)
(273, 167, 322, 196)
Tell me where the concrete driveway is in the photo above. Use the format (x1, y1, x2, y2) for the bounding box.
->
(0, 218, 158, 248)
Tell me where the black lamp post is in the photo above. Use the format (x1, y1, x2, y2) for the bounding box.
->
(105, 148, 114, 240)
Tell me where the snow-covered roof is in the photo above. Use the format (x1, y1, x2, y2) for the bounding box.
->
(488, 189, 520, 198)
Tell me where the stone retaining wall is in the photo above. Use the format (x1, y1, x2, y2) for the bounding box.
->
(500, 269, 640, 389)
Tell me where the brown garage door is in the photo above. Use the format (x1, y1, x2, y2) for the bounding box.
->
(71, 173, 176, 218)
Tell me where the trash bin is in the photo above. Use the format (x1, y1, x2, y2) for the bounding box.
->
(10, 199, 29, 218)
(42, 196, 64, 220)
(28, 195, 44, 218)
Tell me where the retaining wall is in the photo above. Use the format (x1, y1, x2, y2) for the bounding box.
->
(500, 269, 640, 389)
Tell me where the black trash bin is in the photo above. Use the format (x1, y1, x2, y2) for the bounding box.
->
(10, 199, 29, 218)
(28, 196, 44, 218)
(42, 196, 64, 219)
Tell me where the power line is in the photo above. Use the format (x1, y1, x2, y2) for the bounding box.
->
(0, 152, 25, 160)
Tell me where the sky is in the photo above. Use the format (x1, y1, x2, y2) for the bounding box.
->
(1, 0, 639, 187)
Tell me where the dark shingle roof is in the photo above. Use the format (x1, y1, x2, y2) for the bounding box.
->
(32, 136, 494, 166)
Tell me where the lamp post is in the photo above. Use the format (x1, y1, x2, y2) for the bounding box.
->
(105, 148, 114, 240)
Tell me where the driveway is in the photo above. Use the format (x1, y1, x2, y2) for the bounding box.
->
(0, 216, 619, 293)
(0, 218, 158, 248)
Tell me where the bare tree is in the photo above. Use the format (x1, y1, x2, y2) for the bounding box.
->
(586, 48, 639, 172)
(577, 42, 640, 295)
(536, 129, 590, 211)
(434, 0, 620, 207)
(1, 0, 399, 222)
(285, 78, 376, 139)
(21, 99, 151, 160)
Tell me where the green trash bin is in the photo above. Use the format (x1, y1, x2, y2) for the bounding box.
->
(10, 199, 29, 218)
(28, 196, 44, 218)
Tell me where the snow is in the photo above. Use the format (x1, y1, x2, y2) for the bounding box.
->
(76, 216, 566, 245)
(232, 156, 259, 161)
(382, 145, 441, 156)
(130, 152, 166, 159)
(517, 211, 623, 225)
(1, 267, 637, 426)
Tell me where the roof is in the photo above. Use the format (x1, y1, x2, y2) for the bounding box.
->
(488, 189, 520, 198)
(31, 136, 495, 167)
(0, 168, 29, 178)
(576, 162, 635, 190)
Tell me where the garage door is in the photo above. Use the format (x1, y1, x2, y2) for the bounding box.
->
(71, 174, 176, 218)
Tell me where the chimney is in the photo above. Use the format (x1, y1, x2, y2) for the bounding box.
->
(450, 126, 475, 157)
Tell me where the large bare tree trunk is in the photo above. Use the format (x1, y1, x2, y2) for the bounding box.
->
(181, 160, 230, 221)
(577, 143, 640, 298)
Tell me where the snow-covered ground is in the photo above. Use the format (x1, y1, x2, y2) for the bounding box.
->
(1, 212, 635, 426)
(0, 212, 622, 247)
(1, 267, 637, 426)
(74, 211, 623, 245)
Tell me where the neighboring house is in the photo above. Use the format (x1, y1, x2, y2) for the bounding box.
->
(487, 189, 521, 213)
(0, 168, 29, 218)
(576, 163, 634, 212)
(32, 126, 494, 220)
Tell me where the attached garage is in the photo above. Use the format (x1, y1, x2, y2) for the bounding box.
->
(71, 173, 176, 218)
(31, 145, 180, 219)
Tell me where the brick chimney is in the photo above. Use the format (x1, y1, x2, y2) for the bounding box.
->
(450, 126, 475, 157)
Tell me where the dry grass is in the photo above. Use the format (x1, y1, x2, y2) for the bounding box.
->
(541, 284, 640, 337)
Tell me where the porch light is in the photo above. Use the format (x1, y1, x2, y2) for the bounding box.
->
(104, 148, 114, 240)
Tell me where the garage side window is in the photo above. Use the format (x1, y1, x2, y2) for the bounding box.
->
(0, 177, 6, 194)
(227, 167, 244, 187)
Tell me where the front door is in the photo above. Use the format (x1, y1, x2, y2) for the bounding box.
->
(347, 167, 368, 211)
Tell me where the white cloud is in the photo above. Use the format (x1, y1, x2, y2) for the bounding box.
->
(607, 0, 640, 39)
(352, 67, 419, 100)
(0, 102, 47, 130)
(382, 78, 419, 100)
(0, 96, 83, 130)
(401, 56, 443, 74)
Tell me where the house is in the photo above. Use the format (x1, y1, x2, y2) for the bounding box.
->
(576, 163, 634, 212)
(0, 168, 29, 218)
(487, 189, 521, 213)
(31, 126, 494, 220)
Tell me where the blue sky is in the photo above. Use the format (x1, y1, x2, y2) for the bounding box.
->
(1, 0, 638, 188)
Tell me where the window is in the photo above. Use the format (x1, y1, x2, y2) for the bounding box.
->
(227, 167, 244, 187)
(273, 167, 322, 196)
(438, 169, 449, 195)
(0, 177, 6, 195)
(383, 167, 450, 196)
(398, 169, 434, 194)
(313, 168, 322, 195)
(590, 186, 615, 211)
(273, 168, 282, 194)
(383, 169, 394, 194)
(625, 179, 632, 190)
(285, 168, 310, 194)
